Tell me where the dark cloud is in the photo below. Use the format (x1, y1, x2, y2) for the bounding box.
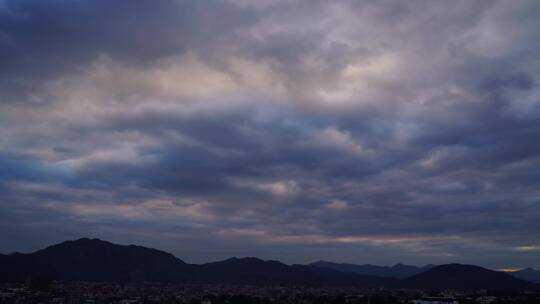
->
(1, 0, 540, 269)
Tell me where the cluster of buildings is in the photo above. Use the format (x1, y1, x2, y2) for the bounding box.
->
(0, 282, 538, 304)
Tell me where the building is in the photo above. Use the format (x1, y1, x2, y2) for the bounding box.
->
(413, 297, 459, 304)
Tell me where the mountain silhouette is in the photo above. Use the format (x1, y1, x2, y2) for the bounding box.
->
(311, 260, 434, 278)
(0, 238, 194, 282)
(0, 238, 390, 286)
(0, 238, 538, 290)
(195, 257, 394, 286)
(509, 268, 540, 283)
(402, 264, 535, 290)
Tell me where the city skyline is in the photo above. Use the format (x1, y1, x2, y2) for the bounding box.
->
(1, 0, 540, 269)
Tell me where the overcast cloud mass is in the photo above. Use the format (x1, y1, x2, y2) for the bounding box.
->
(1, 0, 540, 269)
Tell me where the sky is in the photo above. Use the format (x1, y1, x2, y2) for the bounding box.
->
(1, 0, 540, 269)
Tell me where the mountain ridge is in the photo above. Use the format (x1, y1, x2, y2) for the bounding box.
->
(310, 260, 434, 278)
(0, 238, 538, 290)
(0, 237, 193, 282)
(402, 264, 535, 290)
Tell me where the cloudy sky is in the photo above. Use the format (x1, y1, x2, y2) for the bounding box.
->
(1, 0, 540, 269)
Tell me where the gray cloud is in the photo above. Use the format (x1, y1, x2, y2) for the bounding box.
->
(1, 0, 540, 269)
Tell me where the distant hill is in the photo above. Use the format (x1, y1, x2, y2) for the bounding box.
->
(401, 264, 536, 290)
(509, 268, 540, 283)
(0, 238, 194, 282)
(195, 257, 394, 286)
(311, 260, 434, 278)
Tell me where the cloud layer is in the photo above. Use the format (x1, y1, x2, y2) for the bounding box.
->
(1, 0, 540, 268)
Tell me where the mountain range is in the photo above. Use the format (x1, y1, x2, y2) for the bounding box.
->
(310, 260, 434, 278)
(0, 238, 537, 290)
